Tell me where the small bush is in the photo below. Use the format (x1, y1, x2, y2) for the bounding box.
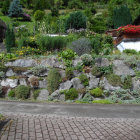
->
(64, 88, 78, 100)
(90, 87, 103, 97)
(70, 38, 92, 56)
(123, 49, 138, 55)
(81, 54, 93, 66)
(121, 75, 132, 89)
(92, 99, 112, 104)
(15, 85, 30, 99)
(79, 74, 89, 87)
(106, 74, 121, 86)
(8, 89, 15, 98)
(31, 65, 47, 76)
(47, 68, 61, 94)
(61, 49, 76, 60)
(51, 6, 59, 16)
(34, 10, 45, 21)
(91, 66, 102, 77)
(65, 11, 87, 31)
(33, 89, 40, 100)
(65, 67, 73, 80)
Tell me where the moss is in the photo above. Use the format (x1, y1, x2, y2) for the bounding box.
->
(92, 99, 112, 104)
(106, 74, 121, 87)
(8, 76, 19, 79)
(90, 87, 103, 97)
(79, 74, 89, 87)
(64, 88, 78, 100)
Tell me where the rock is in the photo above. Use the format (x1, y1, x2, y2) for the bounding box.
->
(59, 80, 72, 90)
(88, 76, 99, 89)
(19, 78, 27, 86)
(50, 90, 65, 101)
(73, 70, 83, 77)
(113, 60, 135, 76)
(59, 70, 66, 79)
(1, 79, 18, 88)
(39, 80, 47, 89)
(22, 70, 33, 77)
(5, 59, 37, 67)
(72, 57, 83, 67)
(41, 56, 65, 69)
(6, 69, 15, 77)
(37, 89, 49, 101)
(100, 77, 121, 91)
(95, 58, 110, 67)
(132, 78, 140, 90)
(136, 62, 140, 71)
(71, 78, 84, 89)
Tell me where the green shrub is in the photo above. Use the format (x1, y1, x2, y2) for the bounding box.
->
(106, 74, 121, 86)
(91, 66, 102, 77)
(90, 87, 103, 97)
(61, 49, 76, 60)
(65, 67, 73, 80)
(68, 0, 83, 9)
(81, 54, 93, 66)
(92, 99, 112, 104)
(33, 89, 40, 100)
(47, 68, 61, 94)
(69, 38, 92, 56)
(74, 62, 83, 72)
(36, 35, 67, 51)
(121, 75, 132, 89)
(15, 85, 30, 99)
(51, 6, 59, 16)
(64, 88, 78, 100)
(99, 65, 113, 75)
(79, 74, 89, 87)
(34, 10, 45, 21)
(1, 0, 10, 15)
(123, 49, 138, 55)
(65, 11, 87, 31)
(8, 89, 15, 98)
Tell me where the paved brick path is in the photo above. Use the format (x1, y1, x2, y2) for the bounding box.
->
(0, 113, 140, 140)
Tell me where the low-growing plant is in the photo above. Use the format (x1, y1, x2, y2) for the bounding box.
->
(47, 68, 61, 94)
(121, 75, 132, 89)
(79, 74, 89, 87)
(34, 10, 45, 21)
(15, 85, 30, 99)
(90, 87, 103, 97)
(99, 65, 113, 75)
(8, 89, 15, 98)
(81, 54, 93, 66)
(31, 65, 47, 76)
(92, 99, 112, 104)
(64, 88, 78, 100)
(65, 67, 74, 80)
(0, 71, 5, 79)
(74, 62, 83, 72)
(33, 89, 40, 100)
(60, 49, 76, 60)
(69, 38, 92, 56)
(91, 66, 102, 77)
(123, 49, 138, 55)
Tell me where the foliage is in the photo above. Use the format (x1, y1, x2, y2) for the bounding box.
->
(47, 68, 61, 94)
(91, 66, 102, 77)
(74, 62, 83, 72)
(1, 0, 10, 15)
(15, 85, 30, 99)
(113, 5, 132, 29)
(106, 74, 121, 86)
(69, 37, 92, 56)
(31, 65, 47, 76)
(0, 19, 6, 42)
(33, 89, 40, 99)
(65, 11, 87, 31)
(121, 75, 132, 89)
(65, 67, 74, 80)
(99, 65, 113, 75)
(34, 10, 45, 21)
(68, 0, 83, 9)
(123, 49, 138, 55)
(81, 54, 93, 66)
(0, 71, 5, 79)
(60, 49, 76, 60)
(79, 74, 89, 87)
(8, 89, 15, 98)
(5, 26, 15, 53)
(51, 6, 59, 17)
(36, 35, 67, 51)
(64, 88, 78, 100)
(92, 99, 112, 104)
(8, 0, 23, 17)
(90, 87, 103, 97)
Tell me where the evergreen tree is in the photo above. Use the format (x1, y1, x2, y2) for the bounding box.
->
(8, 0, 23, 17)
(113, 5, 132, 29)
(5, 26, 15, 52)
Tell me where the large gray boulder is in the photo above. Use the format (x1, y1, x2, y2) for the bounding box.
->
(72, 57, 83, 67)
(6, 69, 15, 77)
(113, 60, 135, 76)
(132, 78, 140, 90)
(95, 58, 110, 67)
(100, 77, 121, 91)
(39, 80, 47, 89)
(1, 79, 18, 88)
(37, 89, 49, 101)
(71, 78, 84, 89)
(88, 76, 99, 90)
(19, 78, 27, 86)
(50, 90, 65, 101)
(5, 59, 37, 67)
(59, 80, 72, 90)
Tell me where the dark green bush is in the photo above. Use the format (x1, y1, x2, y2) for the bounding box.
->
(47, 68, 61, 94)
(51, 6, 59, 16)
(106, 74, 121, 86)
(8, 89, 15, 98)
(64, 88, 78, 100)
(123, 49, 138, 55)
(65, 67, 74, 80)
(65, 11, 87, 31)
(90, 87, 103, 97)
(34, 10, 45, 21)
(15, 85, 30, 99)
(1, 0, 10, 15)
(70, 37, 92, 56)
(121, 75, 132, 89)
(36, 36, 67, 51)
(79, 74, 89, 87)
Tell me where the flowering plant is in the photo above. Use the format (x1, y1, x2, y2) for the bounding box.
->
(117, 25, 140, 34)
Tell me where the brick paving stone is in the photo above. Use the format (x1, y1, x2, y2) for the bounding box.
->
(1, 113, 140, 140)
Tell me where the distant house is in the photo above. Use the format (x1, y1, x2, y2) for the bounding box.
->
(0, 19, 7, 42)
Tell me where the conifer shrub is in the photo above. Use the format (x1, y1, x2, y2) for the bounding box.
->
(65, 11, 87, 31)
(47, 68, 61, 94)
(15, 85, 30, 99)
(64, 88, 78, 100)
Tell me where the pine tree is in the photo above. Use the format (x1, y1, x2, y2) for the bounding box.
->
(8, 0, 23, 17)
(5, 26, 15, 52)
(113, 5, 132, 29)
